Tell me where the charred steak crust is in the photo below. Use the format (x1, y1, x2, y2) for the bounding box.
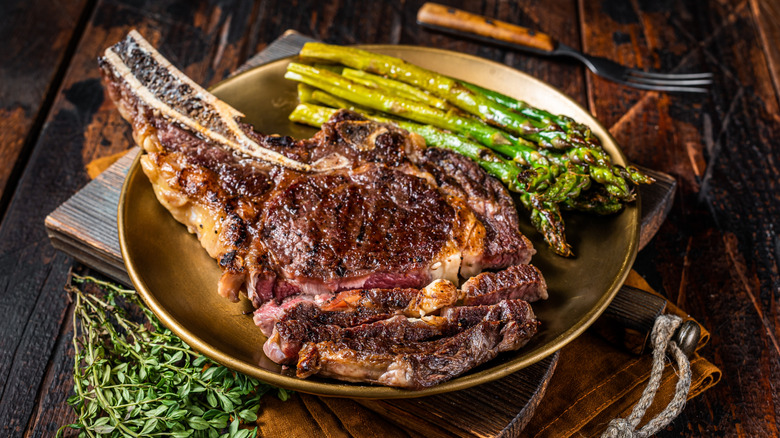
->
(460, 264, 548, 305)
(417, 147, 535, 274)
(260, 165, 455, 281)
(293, 300, 539, 388)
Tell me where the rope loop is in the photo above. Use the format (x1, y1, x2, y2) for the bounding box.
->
(601, 314, 693, 438)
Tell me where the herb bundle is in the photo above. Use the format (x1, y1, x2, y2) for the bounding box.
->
(59, 275, 288, 437)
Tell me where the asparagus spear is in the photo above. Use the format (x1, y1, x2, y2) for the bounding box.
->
(285, 63, 557, 190)
(295, 74, 596, 202)
(298, 43, 650, 196)
(460, 81, 599, 148)
(288, 102, 336, 126)
(462, 81, 654, 187)
(300, 42, 578, 150)
(289, 64, 609, 201)
(341, 68, 452, 110)
(297, 83, 316, 103)
(342, 66, 639, 199)
(307, 87, 376, 115)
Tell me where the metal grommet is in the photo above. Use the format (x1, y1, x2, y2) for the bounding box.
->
(674, 320, 701, 358)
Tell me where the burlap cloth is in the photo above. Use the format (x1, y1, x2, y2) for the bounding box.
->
(524, 271, 721, 437)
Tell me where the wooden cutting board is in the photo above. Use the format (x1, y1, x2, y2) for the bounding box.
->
(44, 31, 676, 438)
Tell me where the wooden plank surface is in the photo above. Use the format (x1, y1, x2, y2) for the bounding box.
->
(579, 0, 780, 436)
(1, 0, 262, 435)
(0, 0, 91, 217)
(1, 0, 777, 437)
(45, 149, 137, 285)
(750, 0, 780, 103)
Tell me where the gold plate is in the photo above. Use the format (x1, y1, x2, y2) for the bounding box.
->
(118, 46, 639, 399)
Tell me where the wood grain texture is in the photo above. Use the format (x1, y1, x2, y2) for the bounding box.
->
(45, 148, 138, 286)
(0, 0, 261, 435)
(636, 166, 676, 250)
(0, 0, 90, 217)
(579, 0, 780, 436)
(750, 0, 780, 104)
(5, 0, 778, 436)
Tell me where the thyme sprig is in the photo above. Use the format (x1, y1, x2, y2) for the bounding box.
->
(59, 275, 289, 437)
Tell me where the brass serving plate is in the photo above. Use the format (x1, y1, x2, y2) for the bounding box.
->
(118, 46, 639, 399)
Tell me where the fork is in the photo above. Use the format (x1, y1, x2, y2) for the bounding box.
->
(417, 3, 713, 93)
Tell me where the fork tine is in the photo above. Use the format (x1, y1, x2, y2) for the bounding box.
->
(627, 70, 714, 80)
(619, 80, 709, 93)
(552, 43, 713, 92)
(625, 76, 714, 87)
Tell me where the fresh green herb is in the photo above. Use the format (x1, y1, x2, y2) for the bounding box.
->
(58, 274, 288, 437)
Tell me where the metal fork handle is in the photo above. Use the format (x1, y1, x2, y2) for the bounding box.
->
(417, 2, 559, 55)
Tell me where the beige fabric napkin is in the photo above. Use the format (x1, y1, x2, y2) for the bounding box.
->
(523, 272, 721, 437)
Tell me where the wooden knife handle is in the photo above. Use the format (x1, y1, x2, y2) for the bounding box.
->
(417, 2, 557, 53)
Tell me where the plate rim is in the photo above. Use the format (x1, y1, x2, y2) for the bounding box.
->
(118, 45, 639, 399)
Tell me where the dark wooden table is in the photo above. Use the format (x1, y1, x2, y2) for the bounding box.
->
(1, 0, 778, 436)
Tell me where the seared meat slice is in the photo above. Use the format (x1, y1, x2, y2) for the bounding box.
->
(264, 314, 450, 364)
(253, 266, 546, 336)
(251, 280, 451, 337)
(257, 300, 395, 338)
(98, 31, 535, 307)
(319, 278, 459, 316)
(459, 264, 548, 305)
(264, 298, 535, 367)
(261, 283, 459, 363)
(294, 300, 539, 388)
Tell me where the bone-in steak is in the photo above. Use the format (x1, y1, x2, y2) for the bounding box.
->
(99, 31, 546, 390)
(99, 31, 535, 308)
